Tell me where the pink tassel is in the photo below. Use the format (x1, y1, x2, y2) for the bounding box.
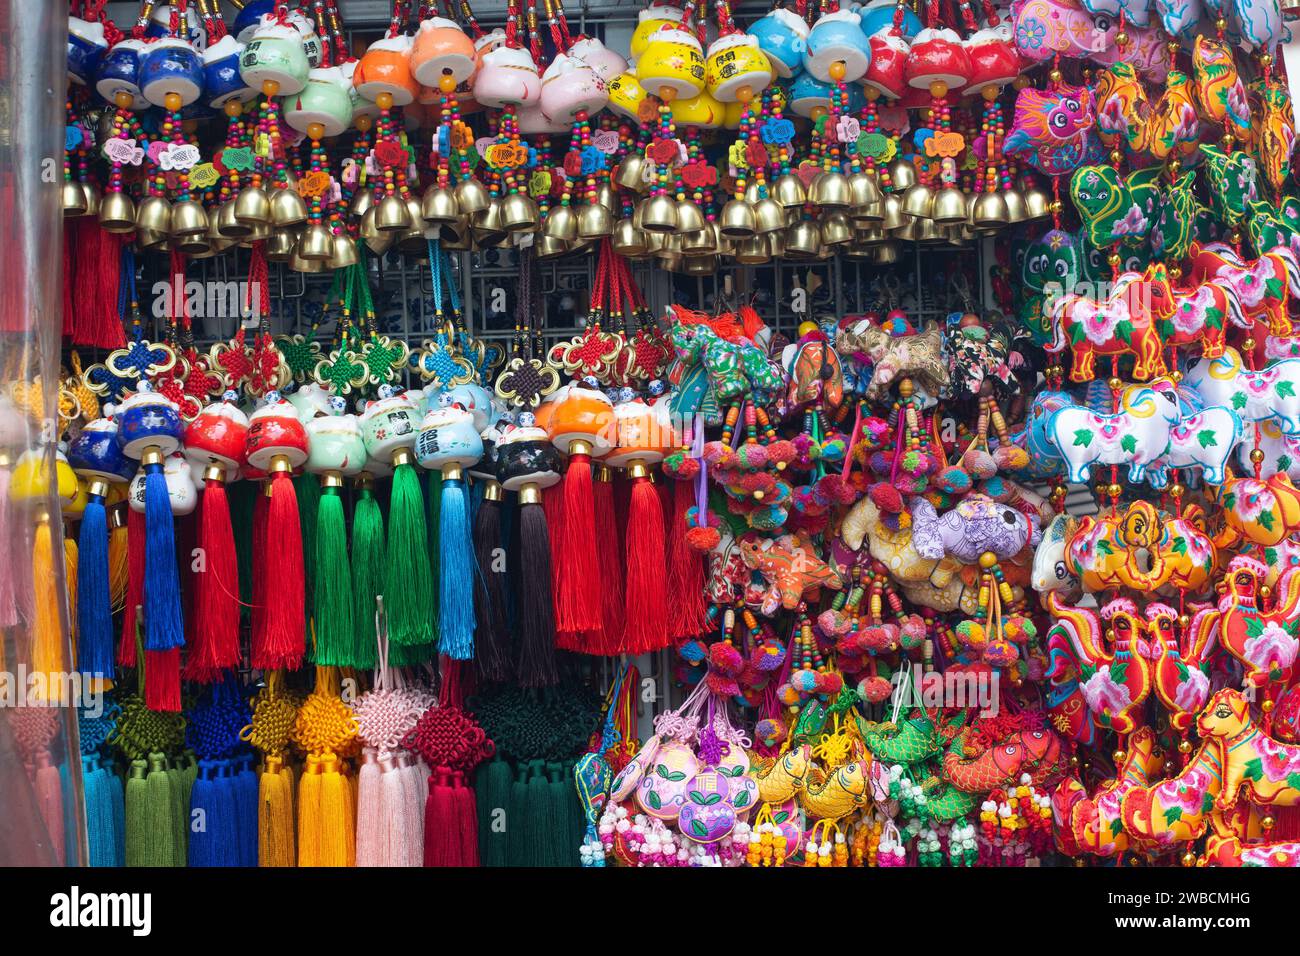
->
(354, 751, 381, 867)
(0, 464, 16, 627)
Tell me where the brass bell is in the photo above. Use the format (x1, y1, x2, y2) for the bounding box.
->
(290, 250, 326, 274)
(1002, 189, 1030, 224)
(234, 186, 272, 227)
(328, 233, 359, 270)
(578, 202, 615, 239)
(892, 216, 921, 241)
(612, 218, 649, 257)
(902, 182, 935, 220)
(714, 223, 737, 258)
(63, 181, 88, 217)
(1021, 184, 1050, 220)
(889, 158, 916, 192)
(809, 171, 851, 209)
(244, 220, 271, 245)
(929, 187, 968, 226)
(820, 212, 853, 246)
(375, 193, 413, 232)
(733, 235, 770, 265)
(857, 225, 885, 243)
(681, 227, 717, 254)
(270, 229, 301, 261)
(676, 200, 706, 234)
(643, 231, 666, 255)
(474, 198, 505, 232)
(396, 223, 427, 256)
(971, 191, 1010, 228)
(850, 171, 883, 207)
(655, 232, 683, 258)
(82, 183, 101, 218)
(851, 200, 884, 224)
(534, 234, 569, 259)
(718, 199, 756, 239)
(441, 218, 473, 250)
(500, 193, 540, 232)
(421, 186, 461, 225)
(659, 252, 684, 272)
(684, 255, 717, 275)
(615, 154, 650, 193)
(298, 223, 335, 261)
(772, 173, 807, 209)
(874, 241, 899, 264)
(136, 195, 172, 233)
(359, 207, 382, 241)
(135, 227, 168, 252)
(752, 197, 787, 235)
(766, 230, 785, 258)
(639, 194, 679, 234)
(915, 217, 941, 242)
(881, 193, 906, 231)
(785, 221, 822, 258)
(216, 200, 251, 239)
(453, 178, 490, 217)
(97, 191, 136, 233)
(350, 188, 374, 221)
(170, 199, 209, 237)
(174, 231, 210, 256)
(270, 187, 309, 228)
(844, 242, 873, 259)
(544, 204, 579, 241)
(594, 185, 618, 210)
(364, 224, 393, 256)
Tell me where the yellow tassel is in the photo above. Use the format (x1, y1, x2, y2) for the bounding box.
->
(108, 521, 129, 610)
(31, 517, 67, 703)
(258, 755, 296, 867)
(318, 755, 350, 867)
(297, 754, 322, 867)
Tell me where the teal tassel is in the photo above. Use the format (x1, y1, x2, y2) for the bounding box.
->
(477, 758, 512, 867)
(438, 476, 475, 659)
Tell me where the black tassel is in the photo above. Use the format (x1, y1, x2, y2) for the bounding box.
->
(515, 490, 558, 687)
(473, 484, 511, 683)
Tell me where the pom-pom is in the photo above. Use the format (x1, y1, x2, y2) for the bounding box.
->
(736, 443, 770, 470)
(817, 609, 853, 637)
(790, 669, 819, 693)
(961, 448, 998, 479)
(983, 639, 1019, 667)
(755, 719, 787, 748)
(993, 445, 1030, 471)
(869, 483, 904, 513)
(706, 672, 742, 697)
(678, 639, 708, 663)
(956, 619, 987, 649)
(934, 465, 974, 495)
(766, 439, 798, 468)
(814, 671, 843, 696)
(702, 441, 737, 468)
(751, 638, 786, 671)
(749, 504, 788, 531)
(817, 474, 858, 506)
(859, 675, 893, 703)
(708, 640, 745, 676)
(818, 437, 846, 463)
(776, 682, 800, 706)
(685, 525, 721, 552)
(898, 616, 927, 650)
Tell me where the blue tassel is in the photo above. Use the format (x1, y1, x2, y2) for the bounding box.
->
(234, 757, 258, 866)
(438, 476, 476, 659)
(77, 493, 114, 679)
(110, 764, 125, 866)
(212, 768, 238, 867)
(144, 463, 184, 651)
(83, 759, 116, 867)
(187, 764, 217, 867)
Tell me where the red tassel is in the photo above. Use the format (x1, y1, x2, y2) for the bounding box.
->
(556, 450, 602, 637)
(66, 220, 126, 349)
(252, 471, 304, 670)
(118, 508, 145, 667)
(250, 488, 268, 649)
(589, 469, 624, 655)
(622, 469, 668, 653)
(454, 775, 479, 866)
(187, 475, 240, 680)
(144, 648, 181, 711)
(546, 485, 581, 651)
(668, 479, 708, 640)
(62, 226, 75, 339)
(423, 770, 459, 866)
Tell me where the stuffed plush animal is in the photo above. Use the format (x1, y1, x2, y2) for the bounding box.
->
(1047, 379, 1183, 483)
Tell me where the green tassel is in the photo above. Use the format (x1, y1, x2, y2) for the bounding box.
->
(547, 761, 580, 867)
(140, 755, 176, 867)
(313, 485, 356, 666)
(295, 473, 320, 632)
(350, 485, 384, 669)
(506, 771, 529, 867)
(228, 479, 257, 620)
(477, 758, 513, 867)
(124, 760, 147, 867)
(385, 463, 435, 650)
(523, 762, 551, 867)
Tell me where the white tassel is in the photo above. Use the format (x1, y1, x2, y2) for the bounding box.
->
(404, 756, 429, 867)
(354, 749, 381, 867)
(378, 755, 408, 866)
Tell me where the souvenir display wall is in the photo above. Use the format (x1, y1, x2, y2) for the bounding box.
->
(10, 0, 1300, 868)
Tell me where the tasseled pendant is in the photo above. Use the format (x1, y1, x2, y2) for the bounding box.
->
(349, 476, 384, 669)
(515, 484, 558, 687)
(622, 462, 668, 653)
(472, 480, 510, 682)
(187, 464, 241, 680)
(76, 482, 115, 684)
(437, 467, 476, 660)
(386, 452, 435, 655)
